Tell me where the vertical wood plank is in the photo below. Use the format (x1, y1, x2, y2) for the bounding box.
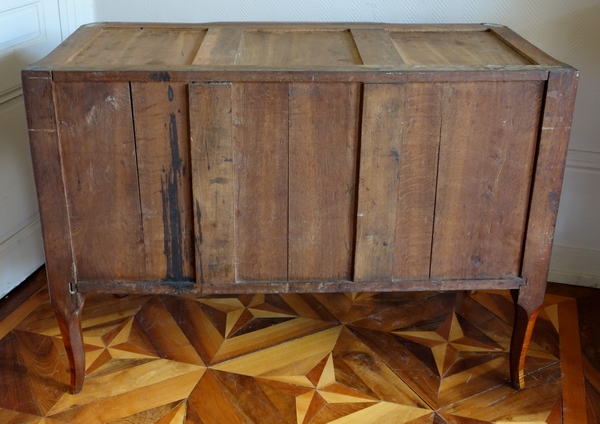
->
(430, 81, 544, 279)
(354, 83, 441, 282)
(189, 82, 235, 283)
(131, 82, 194, 281)
(288, 83, 361, 280)
(393, 83, 441, 280)
(55, 81, 145, 281)
(22, 71, 77, 301)
(232, 83, 289, 281)
(515, 70, 578, 309)
(354, 84, 406, 282)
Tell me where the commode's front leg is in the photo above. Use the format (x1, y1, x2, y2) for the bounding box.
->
(52, 292, 86, 394)
(509, 288, 542, 390)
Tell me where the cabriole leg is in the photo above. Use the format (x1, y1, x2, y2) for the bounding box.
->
(52, 293, 86, 394)
(509, 288, 541, 390)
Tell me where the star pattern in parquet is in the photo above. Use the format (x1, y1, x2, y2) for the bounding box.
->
(0, 288, 577, 423)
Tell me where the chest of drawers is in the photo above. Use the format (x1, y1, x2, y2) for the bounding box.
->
(22, 22, 578, 394)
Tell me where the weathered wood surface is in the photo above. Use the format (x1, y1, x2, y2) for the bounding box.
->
(510, 71, 579, 390)
(355, 83, 441, 282)
(351, 29, 405, 66)
(74, 278, 525, 295)
(517, 71, 579, 313)
(32, 22, 567, 74)
(22, 72, 86, 394)
(131, 82, 195, 281)
(288, 83, 360, 281)
(232, 83, 289, 282)
(54, 81, 146, 282)
(236, 29, 362, 67)
(193, 27, 243, 65)
(52, 69, 552, 84)
(431, 81, 544, 279)
(388, 30, 532, 66)
(189, 83, 236, 284)
(65, 27, 207, 66)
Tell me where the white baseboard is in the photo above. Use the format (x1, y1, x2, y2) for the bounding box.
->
(0, 217, 45, 298)
(549, 244, 600, 289)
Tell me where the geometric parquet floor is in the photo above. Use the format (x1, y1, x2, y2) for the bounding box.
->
(0, 279, 588, 423)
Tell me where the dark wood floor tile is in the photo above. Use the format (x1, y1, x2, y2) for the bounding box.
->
(0, 332, 43, 416)
(106, 400, 182, 423)
(0, 407, 44, 424)
(349, 292, 457, 332)
(187, 370, 246, 424)
(586, 380, 600, 424)
(211, 369, 289, 423)
(12, 330, 69, 414)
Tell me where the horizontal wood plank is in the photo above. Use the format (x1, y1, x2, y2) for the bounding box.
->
(74, 278, 525, 295)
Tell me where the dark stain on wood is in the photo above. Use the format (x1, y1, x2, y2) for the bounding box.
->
(151, 71, 171, 81)
(167, 85, 174, 101)
(210, 177, 228, 185)
(161, 112, 185, 280)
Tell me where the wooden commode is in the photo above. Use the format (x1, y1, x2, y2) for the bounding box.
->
(22, 22, 578, 394)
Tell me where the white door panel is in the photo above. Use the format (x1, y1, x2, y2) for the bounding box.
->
(0, 0, 63, 297)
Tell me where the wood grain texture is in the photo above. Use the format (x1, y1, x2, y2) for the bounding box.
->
(76, 278, 524, 295)
(236, 29, 362, 67)
(388, 30, 532, 66)
(558, 299, 588, 424)
(232, 83, 289, 282)
(517, 71, 579, 313)
(189, 82, 235, 284)
(1, 274, 593, 422)
(431, 81, 544, 279)
(490, 27, 566, 66)
(393, 83, 442, 280)
(350, 29, 405, 66)
(33, 24, 104, 67)
(288, 83, 360, 281)
(52, 68, 551, 84)
(55, 81, 145, 282)
(131, 82, 194, 281)
(23, 73, 88, 395)
(22, 73, 77, 310)
(193, 27, 243, 65)
(66, 27, 206, 66)
(355, 83, 442, 282)
(354, 83, 406, 282)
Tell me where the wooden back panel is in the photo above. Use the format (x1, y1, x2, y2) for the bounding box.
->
(190, 82, 360, 284)
(36, 23, 574, 288)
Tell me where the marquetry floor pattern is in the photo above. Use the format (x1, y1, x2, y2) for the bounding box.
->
(0, 284, 585, 423)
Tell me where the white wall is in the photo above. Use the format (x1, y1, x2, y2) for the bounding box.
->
(90, 0, 600, 288)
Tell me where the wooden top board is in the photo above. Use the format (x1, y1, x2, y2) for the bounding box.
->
(31, 22, 568, 74)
